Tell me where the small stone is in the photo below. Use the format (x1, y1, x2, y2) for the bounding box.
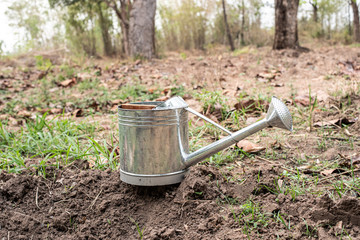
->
(333, 221, 343, 235)
(161, 228, 175, 238)
(318, 227, 336, 240)
(262, 203, 279, 213)
(277, 193, 286, 204)
(198, 222, 207, 231)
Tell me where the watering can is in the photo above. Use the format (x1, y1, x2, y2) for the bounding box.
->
(118, 96, 292, 186)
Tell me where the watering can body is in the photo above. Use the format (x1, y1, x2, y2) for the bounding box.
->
(119, 97, 292, 186)
(119, 102, 190, 185)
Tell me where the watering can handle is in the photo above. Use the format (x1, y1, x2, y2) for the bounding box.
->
(185, 107, 233, 135)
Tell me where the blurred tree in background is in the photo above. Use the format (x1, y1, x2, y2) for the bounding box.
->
(273, 0, 300, 49)
(158, 0, 208, 51)
(3, 0, 360, 58)
(6, 0, 47, 51)
(129, 0, 157, 59)
(350, 0, 360, 42)
(49, 0, 156, 59)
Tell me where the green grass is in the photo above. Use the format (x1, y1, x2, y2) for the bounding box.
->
(0, 113, 119, 176)
(194, 90, 229, 120)
(233, 199, 271, 236)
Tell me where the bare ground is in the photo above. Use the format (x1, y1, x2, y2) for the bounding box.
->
(0, 44, 360, 239)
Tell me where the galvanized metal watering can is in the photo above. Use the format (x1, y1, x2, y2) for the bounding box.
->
(118, 96, 292, 186)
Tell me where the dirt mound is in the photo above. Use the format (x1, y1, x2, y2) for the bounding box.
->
(1, 165, 360, 239)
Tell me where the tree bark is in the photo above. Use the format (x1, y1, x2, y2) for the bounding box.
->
(104, 0, 131, 56)
(222, 0, 235, 51)
(310, 3, 318, 22)
(97, 2, 113, 56)
(273, 0, 300, 50)
(129, 0, 156, 59)
(351, 0, 360, 42)
(240, 0, 245, 46)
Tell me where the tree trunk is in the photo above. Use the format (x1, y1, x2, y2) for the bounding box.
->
(129, 0, 156, 59)
(120, 21, 130, 55)
(240, 0, 245, 46)
(104, 0, 131, 56)
(273, 0, 300, 50)
(351, 0, 360, 42)
(222, 0, 235, 51)
(311, 3, 318, 22)
(97, 2, 113, 56)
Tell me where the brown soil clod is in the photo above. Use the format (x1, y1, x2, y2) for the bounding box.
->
(0, 166, 359, 239)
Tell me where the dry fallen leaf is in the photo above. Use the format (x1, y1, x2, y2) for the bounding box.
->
(77, 72, 92, 80)
(339, 153, 360, 168)
(313, 117, 357, 128)
(17, 110, 32, 118)
(72, 109, 83, 117)
(320, 168, 345, 176)
(320, 169, 336, 176)
(110, 105, 118, 112)
(245, 117, 259, 125)
(155, 96, 169, 101)
(294, 95, 310, 106)
(236, 140, 265, 153)
(59, 78, 77, 87)
(234, 99, 268, 113)
(151, 74, 162, 79)
(270, 83, 284, 87)
(8, 117, 22, 126)
(147, 87, 156, 93)
(313, 119, 338, 128)
(298, 165, 313, 170)
(134, 59, 142, 65)
(50, 108, 63, 114)
(111, 99, 123, 105)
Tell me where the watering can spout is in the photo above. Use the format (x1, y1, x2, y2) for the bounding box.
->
(182, 96, 293, 168)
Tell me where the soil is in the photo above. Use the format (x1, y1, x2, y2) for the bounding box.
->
(0, 162, 359, 240)
(1, 44, 360, 239)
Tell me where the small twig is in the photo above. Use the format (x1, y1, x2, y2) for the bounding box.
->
(327, 136, 360, 141)
(318, 169, 360, 183)
(8, 231, 10, 240)
(256, 156, 299, 174)
(54, 199, 72, 204)
(35, 187, 40, 209)
(239, 178, 247, 186)
(88, 189, 103, 209)
(338, 153, 351, 161)
(112, 133, 119, 143)
(13, 211, 41, 223)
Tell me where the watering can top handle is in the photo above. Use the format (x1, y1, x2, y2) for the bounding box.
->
(185, 107, 233, 136)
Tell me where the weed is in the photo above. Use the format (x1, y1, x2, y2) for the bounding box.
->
(129, 217, 145, 239)
(195, 90, 229, 120)
(78, 78, 102, 91)
(118, 83, 160, 101)
(0, 114, 106, 175)
(35, 55, 53, 72)
(234, 199, 270, 235)
(60, 64, 76, 78)
(274, 212, 291, 230)
(206, 149, 244, 167)
(180, 52, 187, 59)
(317, 138, 327, 152)
(302, 219, 318, 238)
(308, 86, 318, 132)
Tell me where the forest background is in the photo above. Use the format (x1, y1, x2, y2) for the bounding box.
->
(1, 0, 359, 59)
